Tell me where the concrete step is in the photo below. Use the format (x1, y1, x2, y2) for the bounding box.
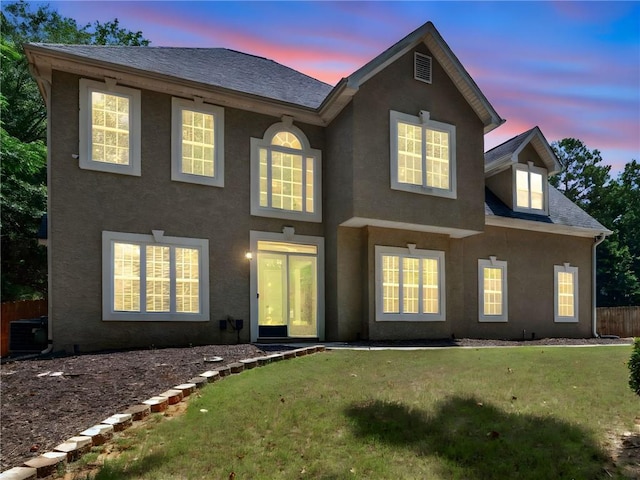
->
(187, 376, 208, 388)
(53, 436, 92, 462)
(23, 451, 67, 478)
(142, 396, 169, 412)
(79, 424, 114, 446)
(198, 370, 221, 382)
(173, 383, 196, 397)
(0, 467, 37, 480)
(101, 413, 133, 432)
(122, 404, 151, 421)
(158, 389, 183, 405)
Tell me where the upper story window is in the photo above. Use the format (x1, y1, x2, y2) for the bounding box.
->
(375, 245, 446, 322)
(478, 257, 508, 322)
(79, 79, 141, 176)
(554, 264, 578, 322)
(390, 110, 456, 199)
(514, 162, 547, 214)
(102, 230, 209, 321)
(251, 120, 322, 222)
(171, 98, 224, 187)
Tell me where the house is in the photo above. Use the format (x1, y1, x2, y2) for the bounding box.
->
(24, 21, 610, 353)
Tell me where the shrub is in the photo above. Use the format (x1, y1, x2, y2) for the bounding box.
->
(629, 338, 640, 396)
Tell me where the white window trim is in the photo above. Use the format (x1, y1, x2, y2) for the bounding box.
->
(389, 110, 457, 199)
(79, 78, 141, 176)
(249, 229, 325, 342)
(102, 230, 209, 321)
(478, 257, 508, 322)
(554, 263, 579, 323)
(171, 98, 224, 187)
(513, 162, 548, 215)
(375, 245, 446, 322)
(250, 122, 322, 222)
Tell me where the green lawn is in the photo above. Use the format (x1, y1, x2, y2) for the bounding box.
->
(87, 346, 637, 480)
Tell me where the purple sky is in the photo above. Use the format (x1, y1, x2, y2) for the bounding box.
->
(37, 1, 640, 173)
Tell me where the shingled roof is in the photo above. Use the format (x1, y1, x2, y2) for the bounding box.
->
(484, 186, 610, 234)
(26, 45, 333, 109)
(485, 126, 562, 175)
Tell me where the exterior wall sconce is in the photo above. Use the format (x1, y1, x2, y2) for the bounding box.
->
(245, 251, 253, 260)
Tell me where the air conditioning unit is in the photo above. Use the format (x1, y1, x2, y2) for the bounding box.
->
(9, 317, 48, 353)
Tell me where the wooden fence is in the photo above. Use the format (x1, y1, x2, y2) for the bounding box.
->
(1, 299, 48, 356)
(597, 306, 640, 338)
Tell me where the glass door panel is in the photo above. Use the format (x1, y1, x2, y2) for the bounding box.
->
(258, 253, 287, 328)
(288, 255, 317, 337)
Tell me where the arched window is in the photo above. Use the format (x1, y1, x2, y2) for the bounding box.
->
(251, 121, 322, 222)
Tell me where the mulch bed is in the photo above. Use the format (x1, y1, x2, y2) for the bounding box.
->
(0, 343, 291, 471)
(0, 338, 635, 473)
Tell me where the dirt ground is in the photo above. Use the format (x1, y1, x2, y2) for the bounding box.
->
(1, 338, 638, 476)
(0, 343, 289, 471)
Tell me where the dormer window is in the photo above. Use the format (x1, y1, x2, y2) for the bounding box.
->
(513, 162, 548, 214)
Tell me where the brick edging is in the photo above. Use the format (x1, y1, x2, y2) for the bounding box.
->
(0, 345, 326, 480)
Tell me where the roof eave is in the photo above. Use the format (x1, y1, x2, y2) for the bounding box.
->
(23, 44, 327, 126)
(486, 214, 612, 238)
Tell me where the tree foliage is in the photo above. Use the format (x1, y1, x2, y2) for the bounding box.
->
(551, 139, 640, 307)
(0, 1, 149, 301)
(629, 338, 640, 397)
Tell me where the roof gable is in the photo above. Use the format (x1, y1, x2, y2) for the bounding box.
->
(25, 21, 503, 131)
(485, 126, 562, 176)
(319, 21, 504, 133)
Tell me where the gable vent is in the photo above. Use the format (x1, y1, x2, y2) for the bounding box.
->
(414, 52, 432, 84)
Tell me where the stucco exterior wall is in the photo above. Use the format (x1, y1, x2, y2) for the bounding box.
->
(48, 71, 324, 352)
(485, 169, 513, 209)
(459, 226, 593, 339)
(364, 226, 456, 340)
(323, 105, 355, 340)
(349, 44, 486, 233)
(350, 225, 594, 342)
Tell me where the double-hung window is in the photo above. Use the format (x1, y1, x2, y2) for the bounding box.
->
(554, 264, 578, 322)
(478, 257, 508, 322)
(390, 110, 456, 198)
(375, 245, 445, 321)
(251, 122, 322, 222)
(171, 98, 224, 187)
(102, 231, 209, 321)
(79, 79, 141, 176)
(514, 162, 547, 214)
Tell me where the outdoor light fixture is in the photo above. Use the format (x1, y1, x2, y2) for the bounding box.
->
(245, 251, 253, 260)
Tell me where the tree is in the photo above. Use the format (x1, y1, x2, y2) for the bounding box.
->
(0, 1, 149, 301)
(551, 139, 640, 306)
(629, 338, 640, 397)
(1, 1, 149, 144)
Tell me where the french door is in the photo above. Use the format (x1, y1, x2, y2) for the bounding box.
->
(250, 232, 323, 341)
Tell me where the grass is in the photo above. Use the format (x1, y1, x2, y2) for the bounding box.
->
(85, 346, 636, 479)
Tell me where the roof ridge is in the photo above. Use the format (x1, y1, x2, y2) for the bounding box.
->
(484, 126, 537, 155)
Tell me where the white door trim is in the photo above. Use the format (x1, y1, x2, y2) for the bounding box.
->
(249, 230, 325, 342)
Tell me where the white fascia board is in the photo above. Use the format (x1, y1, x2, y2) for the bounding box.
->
(341, 217, 482, 239)
(485, 215, 612, 238)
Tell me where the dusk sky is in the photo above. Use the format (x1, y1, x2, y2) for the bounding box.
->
(31, 1, 640, 173)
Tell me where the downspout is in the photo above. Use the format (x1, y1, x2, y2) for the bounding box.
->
(39, 70, 54, 355)
(592, 233, 606, 338)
